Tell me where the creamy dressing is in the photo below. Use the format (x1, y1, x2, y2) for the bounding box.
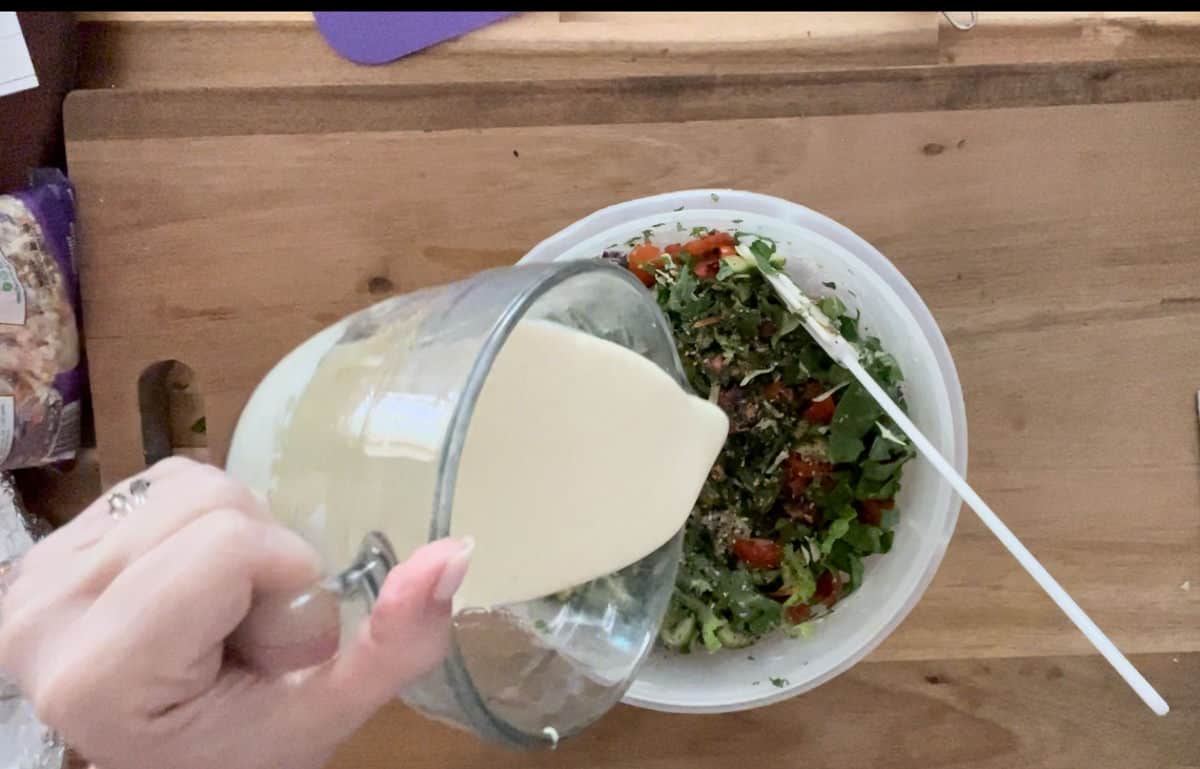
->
(227, 316, 728, 610)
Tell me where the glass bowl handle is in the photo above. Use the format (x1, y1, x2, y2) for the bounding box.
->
(311, 531, 398, 607)
(229, 531, 399, 674)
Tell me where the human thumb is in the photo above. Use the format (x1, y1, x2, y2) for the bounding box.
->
(289, 537, 472, 735)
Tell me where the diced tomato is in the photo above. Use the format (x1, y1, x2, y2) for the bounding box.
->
(785, 454, 831, 501)
(857, 498, 895, 526)
(785, 603, 812, 624)
(786, 475, 812, 497)
(803, 395, 837, 424)
(786, 454, 833, 480)
(693, 257, 720, 279)
(675, 230, 738, 278)
(731, 538, 783, 570)
(683, 231, 736, 259)
(763, 380, 793, 403)
(664, 243, 682, 256)
(628, 244, 664, 287)
(813, 570, 841, 608)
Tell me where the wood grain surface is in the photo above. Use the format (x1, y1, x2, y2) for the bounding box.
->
(61, 58, 1200, 141)
(941, 12, 1200, 65)
(334, 653, 1199, 769)
(75, 12, 939, 89)
(56, 14, 1200, 768)
(72, 12, 1200, 90)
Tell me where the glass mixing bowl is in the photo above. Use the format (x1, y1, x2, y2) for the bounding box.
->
(226, 260, 687, 748)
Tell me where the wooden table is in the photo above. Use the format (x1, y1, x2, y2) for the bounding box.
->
(53, 12, 1200, 769)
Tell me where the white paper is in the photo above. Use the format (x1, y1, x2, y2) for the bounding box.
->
(0, 12, 37, 98)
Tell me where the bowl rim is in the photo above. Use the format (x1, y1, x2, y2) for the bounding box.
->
(519, 188, 968, 713)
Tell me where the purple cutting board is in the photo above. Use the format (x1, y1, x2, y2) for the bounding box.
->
(313, 11, 516, 65)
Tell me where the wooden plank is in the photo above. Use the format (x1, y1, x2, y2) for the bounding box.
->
(14, 449, 102, 528)
(329, 653, 1199, 769)
(75, 12, 938, 90)
(63, 58, 1200, 140)
(77, 9, 935, 47)
(57, 651, 1197, 768)
(73, 12, 1200, 92)
(942, 12, 1200, 65)
(64, 100, 1200, 666)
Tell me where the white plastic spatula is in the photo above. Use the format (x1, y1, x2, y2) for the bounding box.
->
(758, 263, 1170, 717)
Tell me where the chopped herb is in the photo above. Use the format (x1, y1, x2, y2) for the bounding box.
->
(818, 295, 846, 320)
(190, 417, 207, 434)
(733, 230, 777, 246)
(829, 383, 884, 463)
(534, 619, 548, 632)
(769, 676, 789, 688)
(748, 239, 780, 276)
(822, 281, 837, 290)
(710, 192, 721, 202)
(820, 517, 852, 555)
(674, 205, 686, 212)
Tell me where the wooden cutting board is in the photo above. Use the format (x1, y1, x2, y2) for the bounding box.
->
(63, 70, 1200, 766)
(71, 12, 1200, 89)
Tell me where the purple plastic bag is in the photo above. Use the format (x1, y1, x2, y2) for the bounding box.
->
(0, 169, 84, 470)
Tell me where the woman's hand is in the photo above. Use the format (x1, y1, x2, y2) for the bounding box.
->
(0, 457, 470, 769)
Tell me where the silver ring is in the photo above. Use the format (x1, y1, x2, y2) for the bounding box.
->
(107, 477, 152, 519)
(130, 477, 151, 504)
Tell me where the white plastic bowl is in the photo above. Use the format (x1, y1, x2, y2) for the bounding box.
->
(519, 189, 967, 713)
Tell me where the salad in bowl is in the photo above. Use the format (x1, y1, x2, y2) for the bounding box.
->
(603, 229, 914, 654)
(521, 190, 966, 712)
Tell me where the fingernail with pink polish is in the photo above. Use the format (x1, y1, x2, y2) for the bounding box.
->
(433, 537, 474, 603)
